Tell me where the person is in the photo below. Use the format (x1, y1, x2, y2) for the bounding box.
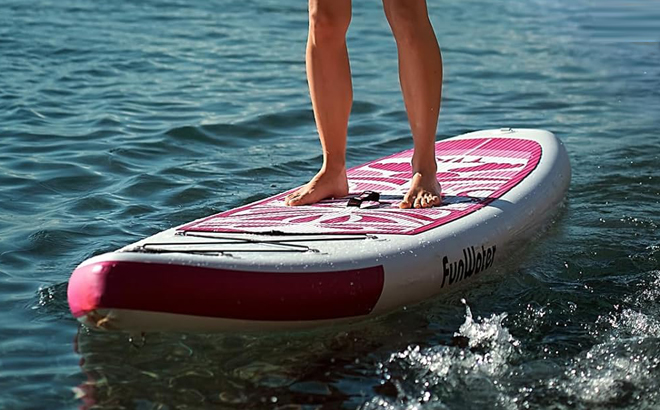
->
(285, 0, 443, 209)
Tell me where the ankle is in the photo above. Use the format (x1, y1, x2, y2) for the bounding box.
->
(411, 154, 437, 175)
(321, 159, 346, 175)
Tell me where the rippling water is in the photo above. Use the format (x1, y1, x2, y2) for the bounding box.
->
(1, 0, 659, 408)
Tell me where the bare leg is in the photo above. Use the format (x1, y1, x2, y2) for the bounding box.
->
(285, 0, 352, 206)
(383, 0, 443, 209)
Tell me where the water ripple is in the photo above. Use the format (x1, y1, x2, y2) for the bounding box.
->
(1, 0, 660, 408)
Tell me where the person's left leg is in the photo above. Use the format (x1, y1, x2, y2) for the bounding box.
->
(382, 0, 443, 209)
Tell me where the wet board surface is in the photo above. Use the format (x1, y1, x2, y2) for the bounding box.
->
(181, 137, 542, 235)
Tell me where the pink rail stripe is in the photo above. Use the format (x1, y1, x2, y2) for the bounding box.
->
(181, 137, 542, 235)
(68, 261, 385, 321)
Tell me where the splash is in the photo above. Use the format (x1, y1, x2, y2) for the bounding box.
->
(362, 301, 519, 409)
(544, 270, 660, 408)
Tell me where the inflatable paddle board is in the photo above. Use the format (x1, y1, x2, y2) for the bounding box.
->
(67, 128, 570, 332)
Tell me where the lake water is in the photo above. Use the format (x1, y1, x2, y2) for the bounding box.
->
(1, 0, 659, 408)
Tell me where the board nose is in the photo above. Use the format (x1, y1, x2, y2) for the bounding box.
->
(68, 260, 112, 318)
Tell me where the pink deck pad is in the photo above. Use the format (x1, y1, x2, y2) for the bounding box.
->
(181, 137, 541, 235)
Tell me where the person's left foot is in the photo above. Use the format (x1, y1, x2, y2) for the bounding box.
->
(399, 171, 442, 209)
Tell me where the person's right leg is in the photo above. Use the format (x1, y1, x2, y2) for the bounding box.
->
(285, 0, 353, 206)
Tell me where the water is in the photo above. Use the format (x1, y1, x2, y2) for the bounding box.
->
(1, 0, 659, 408)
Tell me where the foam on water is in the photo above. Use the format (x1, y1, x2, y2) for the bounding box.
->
(362, 268, 660, 409)
(363, 302, 519, 409)
(539, 270, 660, 408)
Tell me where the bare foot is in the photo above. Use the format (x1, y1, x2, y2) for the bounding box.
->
(399, 171, 442, 209)
(285, 168, 349, 206)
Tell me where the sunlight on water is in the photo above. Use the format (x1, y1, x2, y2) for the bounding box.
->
(551, 271, 660, 407)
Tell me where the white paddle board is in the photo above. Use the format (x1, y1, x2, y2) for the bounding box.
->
(67, 128, 570, 332)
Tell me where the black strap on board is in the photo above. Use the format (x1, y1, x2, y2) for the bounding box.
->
(346, 191, 380, 208)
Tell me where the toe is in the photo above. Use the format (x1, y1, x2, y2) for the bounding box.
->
(285, 192, 301, 206)
(399, 193, 413, 209)
(289, 192, 308, 206)
(424, 193, 437, 208)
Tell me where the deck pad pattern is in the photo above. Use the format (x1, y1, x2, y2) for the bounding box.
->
(181, 137, 541, 235)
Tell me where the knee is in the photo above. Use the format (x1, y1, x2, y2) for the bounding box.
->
(308, 1, 351, 44)
(383, 0, 430, 43)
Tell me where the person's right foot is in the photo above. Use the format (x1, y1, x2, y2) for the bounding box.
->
(285, 167, 349, 206)
(399, 171, 442, 209)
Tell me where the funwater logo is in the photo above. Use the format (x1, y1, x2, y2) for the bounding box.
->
(441, 244, 497, 288)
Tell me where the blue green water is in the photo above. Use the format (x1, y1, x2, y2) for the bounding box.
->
(1, 0, 659, 408)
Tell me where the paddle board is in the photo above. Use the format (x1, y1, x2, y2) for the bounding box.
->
(67, 128, 570, 332)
